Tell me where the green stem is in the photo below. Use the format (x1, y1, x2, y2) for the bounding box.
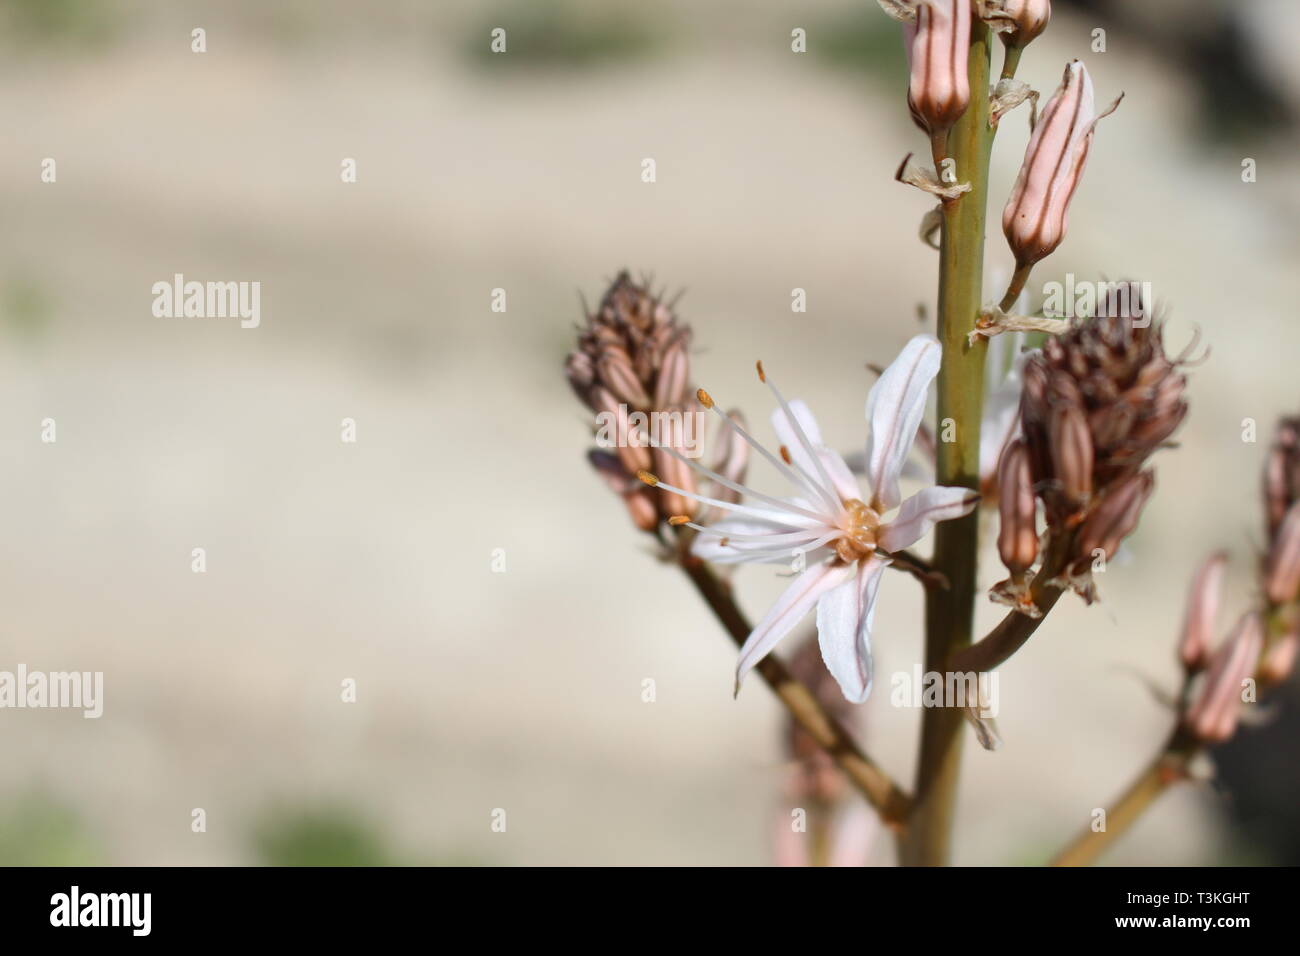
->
(901, 22, 996, 867)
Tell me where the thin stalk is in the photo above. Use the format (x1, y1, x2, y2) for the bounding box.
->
(949, 529, 1074, 674)
(1050, 731, 1197, 866)
(901, 22, 995, 866)
(674, 529, 912, 827)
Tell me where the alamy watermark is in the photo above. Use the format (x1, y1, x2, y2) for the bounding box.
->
(890, 664, 998, 718)
(1042, 273, 1153, 326)
(594, 406, 706, 458)
(0, 665, 103, 718)
(152, 273, 260, 328)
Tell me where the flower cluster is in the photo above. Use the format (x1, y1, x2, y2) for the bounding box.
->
(992, 300, 1190, 609)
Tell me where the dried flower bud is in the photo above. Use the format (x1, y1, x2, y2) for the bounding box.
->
(1075, 470, 1153, 568)
(1184, 613, 1263, 744)
(996, 439, 1038, 573)
(1265, 501, 1300, 605)
(651, 411, 698, 519)
(589, 450, 658, 532)
(1178, 552, 1227, 672)
(1049, 404, 1093, 506)
(1002, 61, 1120, 268)
(904, 0, 971, 137)
(567, 272, 695, 528)
(980, 0, 1050, 49)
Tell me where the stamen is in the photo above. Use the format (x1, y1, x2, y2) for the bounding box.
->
(696, 388, 715, 409)
(756, 360, 767, 383)
(636, 470, 659, 487)
(762, 375, 845, 512)
(638, 475, 829, 525)
(701, 402, 839, 512)
(668, 515, 691, 526)
(779, 445, 793, 465)
(654, 443, 828, 524)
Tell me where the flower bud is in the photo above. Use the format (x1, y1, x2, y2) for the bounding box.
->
(1002, 61, 1120, 268)
(1049, 403, 1093, 506)
(654, 339, 691, 410)
(1265, 501, 1300, 605)
(1178, 552, 1226, 671)
(997, 439, 1038, 573)
(981, 0, 1050, 49)
(588, 450, 658, 532)
(1075, 471, 1153, 564)
(1184, 613, 1263, 744)
(651, 411, 698, 519)
(904, 0, 971, 136)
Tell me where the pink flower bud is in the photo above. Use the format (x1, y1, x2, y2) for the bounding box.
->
(1185, 613, 1263, 744)
(982, 0, 1050, 48)
(1075, 471, 1153, 564)
(1049, 403, 1093, 506)
(1178, 552, 1227, 671)
(1265, 501, 1300, 605)
(996, 439, 1038, 573)
(904, 0, 972, 136)
(1002, 61, 1121, 267)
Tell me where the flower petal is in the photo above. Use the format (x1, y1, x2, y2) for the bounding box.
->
(735, 561, 854, 693)
(865, 335, 942, 511)
(817, 447, 861, 503)
(815, 557, 886, 703)
(879, 485, 979, 551)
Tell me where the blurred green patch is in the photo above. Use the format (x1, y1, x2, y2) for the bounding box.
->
(810, 7, 908, 88)
(253, 804, 394, 866)
(464, 0, 663, 71)
(3, 276, 55, 340)
(2, 0, 119, 49)
(252, 802, 491, 866)
(0, 794, 105, 866)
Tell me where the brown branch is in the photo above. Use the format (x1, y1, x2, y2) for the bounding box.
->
(673, 531, 911, 828)
(1050, 729, 1197, 866)
(948, 531, 1073, 674)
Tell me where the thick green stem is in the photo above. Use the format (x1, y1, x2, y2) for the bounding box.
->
(901, 23, 995, 867)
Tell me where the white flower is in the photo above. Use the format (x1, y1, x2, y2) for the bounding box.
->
(639, 334, 978, 703)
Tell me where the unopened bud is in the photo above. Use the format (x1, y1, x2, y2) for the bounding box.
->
(1185, 613, 1263, 744)
(1178, 552, 1226, 671)
(997, 439, 1038, 573)
(1076, 471, 1153, 562)
(598, 346, 652, 409)
(1049, 403, 1093, 506)
(904, 0, 971, 136)
(1002, 61, 1120, 268)
(588, 450, 659, 532)
(1265, 501, 1300, 605)
(981, 0, 1050, 49)
(654, 339, 691, 410)
(652, 412, 697, 519)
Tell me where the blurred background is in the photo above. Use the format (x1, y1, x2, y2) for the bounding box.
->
(1, 0, 1298, 865)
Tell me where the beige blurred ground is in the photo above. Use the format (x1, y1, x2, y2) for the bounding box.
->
(1, 0, 1297, 864)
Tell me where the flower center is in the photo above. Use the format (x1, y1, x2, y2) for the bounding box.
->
(835, 498, 880, 563)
